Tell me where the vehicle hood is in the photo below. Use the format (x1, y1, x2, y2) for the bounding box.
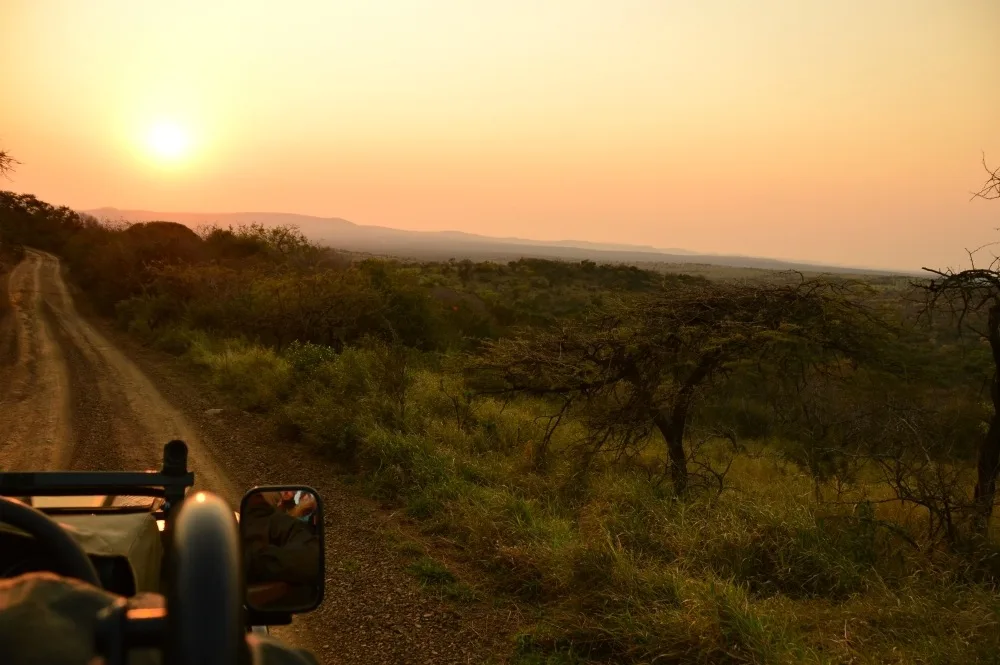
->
(29, 495, 157, 510)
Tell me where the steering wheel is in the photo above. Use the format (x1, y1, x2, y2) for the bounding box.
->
(0, 496, 101, 586)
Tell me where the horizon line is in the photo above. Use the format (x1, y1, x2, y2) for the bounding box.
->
(81, 205, 925, 277)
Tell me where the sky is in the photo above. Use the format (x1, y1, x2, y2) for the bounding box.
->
(1, 0, 998, 272)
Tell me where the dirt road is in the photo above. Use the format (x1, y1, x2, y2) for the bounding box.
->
(0, 249, 236, 501)
(0, 250, 516, 664)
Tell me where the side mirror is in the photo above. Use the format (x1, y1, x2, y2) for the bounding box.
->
(238, 486, 324, 615)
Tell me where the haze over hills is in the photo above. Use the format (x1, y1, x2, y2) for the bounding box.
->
(84, 208, 917, 277)
(84, 208, 695, 255)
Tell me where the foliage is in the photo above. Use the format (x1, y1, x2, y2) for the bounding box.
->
(918, 242, 1000, 528)
(0, 149, 18, 180)
(5, 188, 1000, 662)
(468, 277, 888, 493)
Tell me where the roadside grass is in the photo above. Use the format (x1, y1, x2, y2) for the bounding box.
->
(393, 540, 426, 558)
(406, 556, 479, 603)
(133, 327, 1000, 663)
(407, 556, 456, 585)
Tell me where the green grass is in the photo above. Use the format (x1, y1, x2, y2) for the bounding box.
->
(391, 539, 426, 558)
(141, 332, 1000, 663)
(405, 555, 479, 603)
(407, 556, 457, 585)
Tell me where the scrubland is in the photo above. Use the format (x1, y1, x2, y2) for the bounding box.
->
(3, 192, 999, 663)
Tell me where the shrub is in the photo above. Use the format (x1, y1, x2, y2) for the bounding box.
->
(283, 340, 339, 372)
(199, 342, 291, 411)
(152, 326, 199, 356)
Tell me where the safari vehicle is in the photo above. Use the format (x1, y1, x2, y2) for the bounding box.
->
(0, 440, 324, 665)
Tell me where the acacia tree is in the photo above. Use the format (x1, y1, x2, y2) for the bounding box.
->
(974, 153, 1000, 202)
(919, 156, 1000, 524)
(0, 154, 14, 178)
(0, 146, 17, 251)
(920, 267, 1000, 522)
(470, 276, 884, 494)
(0, 146, 17, 178)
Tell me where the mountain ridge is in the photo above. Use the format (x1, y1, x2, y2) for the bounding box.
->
(84, 207, 696, 255)
(82, 207, 917, 277)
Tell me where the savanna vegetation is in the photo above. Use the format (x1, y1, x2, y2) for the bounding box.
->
(3, 160, 1000, 663)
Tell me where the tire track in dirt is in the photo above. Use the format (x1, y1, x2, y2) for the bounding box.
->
(0, 269, 18, 373)
(41, 298, 128, 472)
(0, 250, 237, 503)
(0, 251, 73, 470)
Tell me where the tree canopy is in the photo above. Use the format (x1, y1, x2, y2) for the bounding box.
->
(470, 276, 888, 493)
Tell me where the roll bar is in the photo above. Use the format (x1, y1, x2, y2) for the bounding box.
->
(0, 440, 195, 510)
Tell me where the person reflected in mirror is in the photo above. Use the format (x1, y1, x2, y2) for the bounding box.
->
(242, 491, 321, 610)
(277, 491, 296, 512)
(277, 490, 318, 533)
(280, 490, 316, 519)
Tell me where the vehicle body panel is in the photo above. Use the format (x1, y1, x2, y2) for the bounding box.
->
(6, 495, 239, 594)
(56, 511, 162, 592)
(0, 509, 163, 592)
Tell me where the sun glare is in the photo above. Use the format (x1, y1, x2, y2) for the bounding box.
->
(146, 121, 190, 161)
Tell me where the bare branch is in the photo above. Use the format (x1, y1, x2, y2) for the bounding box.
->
(972, 152, 1000, 202)
(0, 149, 18, 180)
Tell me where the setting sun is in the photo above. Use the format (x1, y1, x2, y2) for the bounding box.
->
(145, 121, 190, 161)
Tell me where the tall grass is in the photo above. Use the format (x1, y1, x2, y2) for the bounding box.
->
(146, 327, 1000, 663)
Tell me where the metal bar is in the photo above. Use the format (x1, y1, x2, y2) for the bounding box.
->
(0, 471, 194, 496)
(2, 486, 167, 498)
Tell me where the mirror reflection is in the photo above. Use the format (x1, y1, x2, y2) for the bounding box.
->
(240, 487, 322, 613)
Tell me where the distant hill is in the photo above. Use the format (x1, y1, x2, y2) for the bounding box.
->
(84, 208, 695, 255)
(83, 208, 915, 277)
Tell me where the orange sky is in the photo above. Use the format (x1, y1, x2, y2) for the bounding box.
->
(2, 1, 998, 272)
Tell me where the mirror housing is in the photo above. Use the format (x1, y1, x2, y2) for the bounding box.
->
(238, 486, 324, 620)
